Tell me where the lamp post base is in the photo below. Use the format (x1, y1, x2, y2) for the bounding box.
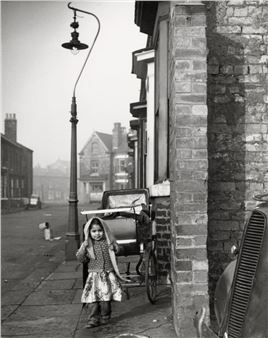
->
(65, 232, 80, 261)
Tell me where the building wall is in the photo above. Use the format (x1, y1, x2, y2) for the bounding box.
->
(33, 174, 69, 203)
(80, 134, 111, 180)
(79, 133, 111, 203)
(79, 126, 132, 202)
(206, 0, 268, 325)
(134, 1, 268, 335)
(168, 3, 210, 337)
(1, 135, 33, 212)
(151, 196, 171, 282)
(112, 123, 131, 189)
(33, 160, 70, 204)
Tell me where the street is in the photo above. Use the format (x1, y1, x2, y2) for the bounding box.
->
(1, 203, 177, 338)
(1, 203, 96, 296)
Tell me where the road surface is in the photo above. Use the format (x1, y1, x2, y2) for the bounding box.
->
(1, 203, 99, 294)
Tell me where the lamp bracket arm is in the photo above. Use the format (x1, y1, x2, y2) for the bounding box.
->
(67, 2, 100, 29)
(67, 2, 101, 97)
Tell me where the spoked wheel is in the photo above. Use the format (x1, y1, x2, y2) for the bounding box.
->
(145, 247, 158, 304)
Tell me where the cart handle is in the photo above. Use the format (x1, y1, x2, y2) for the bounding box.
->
(81, 205, 142, 215)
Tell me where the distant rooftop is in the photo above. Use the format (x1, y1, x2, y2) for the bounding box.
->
(95, 131, 112, 152)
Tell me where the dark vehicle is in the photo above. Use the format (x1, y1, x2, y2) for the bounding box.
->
(26, 194, 42, 209)
(81, 188, 158, 304)
(195, 193, 268, 338)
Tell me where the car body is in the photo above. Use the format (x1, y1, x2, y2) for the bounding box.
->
(195, 194, 268, 338)
(26, 194, 42, 209)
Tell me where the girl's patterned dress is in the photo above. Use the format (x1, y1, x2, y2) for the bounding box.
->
(81, 238, 123, 303)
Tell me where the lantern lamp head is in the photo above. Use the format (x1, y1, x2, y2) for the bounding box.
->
(61, 10, 88, 54)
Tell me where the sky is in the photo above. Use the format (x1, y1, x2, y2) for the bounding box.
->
(1, 1, 147, 167)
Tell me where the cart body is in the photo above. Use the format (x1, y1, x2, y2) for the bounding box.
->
(100, 189, 151, 256)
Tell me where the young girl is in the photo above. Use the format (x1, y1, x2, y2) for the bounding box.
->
(76, 217, 125, 328)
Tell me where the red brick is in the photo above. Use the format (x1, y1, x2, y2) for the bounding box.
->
(176, 224, 207, 236)
(175, 5, 206, 15)
(193, 60, 207, 71)
(193, 235, 207, 246)
(193, 270, 208, 283)
(176, 94, 206, 104)
(175, 260, 192, 271)
(176, 271, 193, 282)
(175, 248, 207, 260)
(176, 237, 192, 247)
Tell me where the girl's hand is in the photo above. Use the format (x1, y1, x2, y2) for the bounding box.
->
(82, 240, 88, 247)
(76, 240, 89, 263)
(109, 242, 119, 254)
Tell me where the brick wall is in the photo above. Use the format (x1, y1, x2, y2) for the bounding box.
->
(169, 3, 209, 337)
(206, 0, 268, 326)
(151, 197, 171, 282)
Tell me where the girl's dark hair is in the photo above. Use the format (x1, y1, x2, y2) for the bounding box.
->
(89, 218, 103, 231)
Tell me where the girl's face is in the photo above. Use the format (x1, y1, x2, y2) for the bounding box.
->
(90, 223, 104, 241)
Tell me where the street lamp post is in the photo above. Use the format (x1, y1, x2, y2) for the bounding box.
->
(62, 2, 100, 260)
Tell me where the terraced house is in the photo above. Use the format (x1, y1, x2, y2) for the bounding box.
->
(1, 114, 33, 213)
(129, 1, 268, 336)
(79, 122, 132, 203)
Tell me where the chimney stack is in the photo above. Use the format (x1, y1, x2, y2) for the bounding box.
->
(112, 122, 121, 151)
(5, 114, 17, 142)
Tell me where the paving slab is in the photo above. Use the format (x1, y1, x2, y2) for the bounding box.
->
(13, 267, 57, 289)
(72, 289, 83, 304)
(2, 256, 177, 338)
(1, 305, 19, 321)
(1, 316, 78, 337)
(115, 335, 150, 338)
(1, 279, 33, 293)
(1, 290, 29, 306)
(47, 271, 82, 280)
(54, 261, 81, 273)
(36, 279, 76, 290)
(74, 286, 176, 338)
(1, 335, 73, 338)
(1, 264, 23, 279)
(4, 304, 82, 320)
(23, 289, 77, 305)
(73, 278, 83, 289)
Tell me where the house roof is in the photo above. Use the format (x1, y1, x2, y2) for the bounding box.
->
(95, 132, 112, 152)
(1, 133, 33, 153)
(79, 131, 112, 155)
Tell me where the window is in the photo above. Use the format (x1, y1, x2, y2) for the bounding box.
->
(10, 178, 14, 197)
(91, 142, 99, 154)
(90, 160, 99, 174)
(115, 158, 126, 173)
(1, 174, 7, 198)
(91, 182, 103, 192)
(16, 178, 20, 197)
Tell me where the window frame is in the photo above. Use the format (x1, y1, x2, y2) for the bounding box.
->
(90, 160, 99, 174)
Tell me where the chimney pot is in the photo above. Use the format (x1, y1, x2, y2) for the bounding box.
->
(5, 114, 17, 142)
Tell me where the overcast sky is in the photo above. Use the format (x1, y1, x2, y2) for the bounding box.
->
(1, 1, 147, 167)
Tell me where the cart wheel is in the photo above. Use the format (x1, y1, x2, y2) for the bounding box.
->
(145, 248, 157, 304)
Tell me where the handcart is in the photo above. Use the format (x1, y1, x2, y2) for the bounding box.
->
(81, 188, 158, 304)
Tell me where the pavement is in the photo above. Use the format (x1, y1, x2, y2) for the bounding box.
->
(1, 254, 177, 338)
